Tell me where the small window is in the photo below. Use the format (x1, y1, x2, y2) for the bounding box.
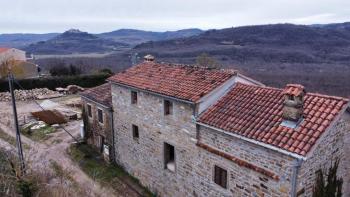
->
(132, 124, 139, 139)
(214, 165, 227, 189)
(131, 91, 138, 104)
(87, 104, 92, 118)
(164, 143, 175, 172)
(288, 95, 295, 101)
(97, 108, 104, 124)
(164, 100, 173, 115)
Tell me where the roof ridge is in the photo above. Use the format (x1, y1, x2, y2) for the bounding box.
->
(235, 82, 281, 91)
(155, 61, 236, 73)
(306, 92, 349, 102)
(236, 82, 349, 101)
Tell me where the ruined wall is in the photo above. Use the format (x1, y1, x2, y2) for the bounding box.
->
(111, 83, 297, 197)
(298, 112, 350, 196)
(82, 98, 113, 161)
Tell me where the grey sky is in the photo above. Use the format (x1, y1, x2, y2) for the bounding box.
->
(1, 0, 350, 33)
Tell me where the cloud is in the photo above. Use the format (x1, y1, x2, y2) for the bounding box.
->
(0, 0, 349, 33)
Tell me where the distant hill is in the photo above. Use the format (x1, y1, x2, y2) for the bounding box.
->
(0, 28, 203, 52)
(132, 23, 350, 97)
(98, 28, 203, 46)
(0, 33, 59, 48)
(24, 29, 129, 55)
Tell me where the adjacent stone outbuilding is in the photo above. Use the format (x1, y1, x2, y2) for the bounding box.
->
(81, 83, 115, 162)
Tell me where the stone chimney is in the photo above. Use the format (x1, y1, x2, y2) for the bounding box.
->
(144, 54, 155, 62)
(282, 84, 305, 122)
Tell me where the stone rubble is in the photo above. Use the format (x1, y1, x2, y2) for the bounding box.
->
(0, 88, 62, 102)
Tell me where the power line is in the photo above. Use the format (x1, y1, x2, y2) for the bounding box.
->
(12, 78, 80, 144)
(8, 73, 26, 174)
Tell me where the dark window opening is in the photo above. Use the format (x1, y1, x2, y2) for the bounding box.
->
(98, 108, 103, 123)
(164, 100, 173, 115)
(87, 104, 92, 118)
(288, 95, 295, 101)
(214, 165, 227, 189)
(132, 124, 139, 139)
(131, 91, 138, 104)
(99, 135, 105, 153)
(164, 143, 175, 172)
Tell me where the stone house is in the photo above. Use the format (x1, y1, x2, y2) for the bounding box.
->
(0, 48, 26, 63)
(80, 83, 115, 162)
(0, 47, 39, 79)
(81, 59, 350, 196)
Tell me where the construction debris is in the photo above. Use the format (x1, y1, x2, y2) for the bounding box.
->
(0, 88, 62, 102)
(55, 85, 85, 95)
(31, 110, 67, 125)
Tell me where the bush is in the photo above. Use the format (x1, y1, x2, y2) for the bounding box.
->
(49, 64, 82, 76)
(0, 73, 111, 92)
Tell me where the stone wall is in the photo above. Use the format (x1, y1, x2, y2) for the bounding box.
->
(112, 84, 198, 196)
(82, 98, 114, 161)
(297, 112, 350, 196)
(196, 126, 295, 197)
(111, 83, 297, 197)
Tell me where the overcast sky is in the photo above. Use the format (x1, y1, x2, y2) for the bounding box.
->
(1, 0, 350, 33)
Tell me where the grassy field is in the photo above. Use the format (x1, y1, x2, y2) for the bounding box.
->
(20, 123, 55, 142)
(67, 143, 155, 196)
(0, 127, 30, 149)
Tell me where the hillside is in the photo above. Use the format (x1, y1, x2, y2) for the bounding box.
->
(98, 28, 203, 46)
(132, 23, 350, 97)
(24, 29, 129, 55)
(0, 33, 59, 48)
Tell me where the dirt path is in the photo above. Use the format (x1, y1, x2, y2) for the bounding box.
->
(0, 100, 142, 197)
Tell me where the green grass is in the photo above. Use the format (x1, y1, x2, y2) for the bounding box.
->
(21, 123, 55, 142)
(68, 143, 155, 196)
(0, 128, 30, 149)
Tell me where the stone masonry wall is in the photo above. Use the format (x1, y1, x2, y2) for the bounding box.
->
(82, 98, 113, 161)
(197, 126, 295, 197)
(298, 112, 350, 197)
(112, 84, 198, 196)
(111, 83, 298, 197)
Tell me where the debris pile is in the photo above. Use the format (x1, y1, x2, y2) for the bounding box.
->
(0, 88, 62, 102)
(56, 85, 85, 95)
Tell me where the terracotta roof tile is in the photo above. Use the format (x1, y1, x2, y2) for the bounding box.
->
(0, 48, 10, 53)
(80, 83, 112, 108)
(198, 83, 349, 156)
(108, 62, 235, 102)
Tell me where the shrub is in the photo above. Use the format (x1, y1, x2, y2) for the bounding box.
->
(0, 73, 111, 92)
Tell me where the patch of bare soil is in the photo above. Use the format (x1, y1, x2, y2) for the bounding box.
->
(0, 98, 143, 197)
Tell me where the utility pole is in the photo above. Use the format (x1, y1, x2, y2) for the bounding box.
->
(7, 65, 25, 174)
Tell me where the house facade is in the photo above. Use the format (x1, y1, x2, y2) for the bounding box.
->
(0, 48, 26, 64)
(80, 83, 115, 162)
(81, 59, 350, 196)
(0, 48, 39, 79)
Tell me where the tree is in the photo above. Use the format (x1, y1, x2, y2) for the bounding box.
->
(196, 53, 220, 69)
(312, 158, 343, 197)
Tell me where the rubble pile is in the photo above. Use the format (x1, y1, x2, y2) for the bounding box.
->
(56, 85, 85, 94)
(0, 88, 62, 102)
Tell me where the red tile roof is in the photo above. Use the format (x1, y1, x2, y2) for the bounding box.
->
(81, 83, 112, 108)
(198, 83, 349, 156)
(108, 62, 235, 102)
(0, 48, 10, 53)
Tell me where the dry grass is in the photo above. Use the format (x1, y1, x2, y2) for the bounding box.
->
(0, 148, 93, 197)
(0, 128, 30, 149)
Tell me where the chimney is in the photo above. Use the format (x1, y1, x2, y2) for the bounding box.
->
(282, 84, 305, 122)
(144, 54, 155, 62)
